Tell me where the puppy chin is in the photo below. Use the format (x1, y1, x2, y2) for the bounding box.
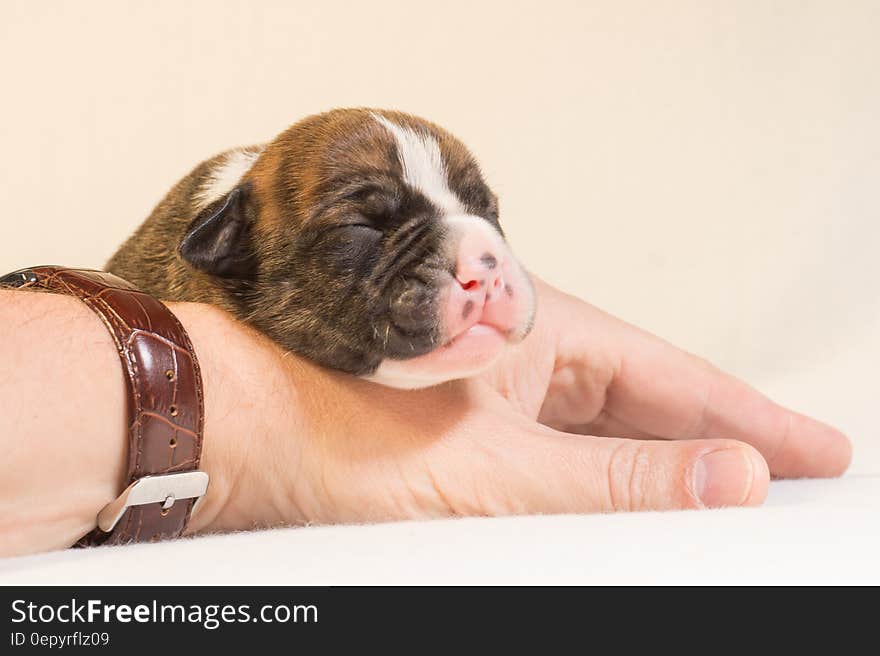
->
(364, 324, 511, 389)
(366, 263, 537, 389)
(364, 324, 520, 389)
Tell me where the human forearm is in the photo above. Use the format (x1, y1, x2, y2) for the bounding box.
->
(0, 290, 309, 556)
(0, 290, 128, 554)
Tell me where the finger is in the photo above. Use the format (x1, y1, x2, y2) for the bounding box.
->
(552, 409, 660, 441)
(467, 428, 769, 514)
(602, 323, 851, 478)
(566, 402, 848, 482)
(538, 279, 852, 479)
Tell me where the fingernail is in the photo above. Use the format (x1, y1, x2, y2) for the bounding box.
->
(694, 449, 754, 508)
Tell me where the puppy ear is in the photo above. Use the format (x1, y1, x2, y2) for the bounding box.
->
(179, 184, 256, 278)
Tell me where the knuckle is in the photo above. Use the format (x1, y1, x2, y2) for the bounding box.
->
(605, 441, 654, 512)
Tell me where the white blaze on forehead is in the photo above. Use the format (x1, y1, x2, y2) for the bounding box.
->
(194, 146, 264, 209)
(443, 213, 506, 251)
(372, 113, 464, 215)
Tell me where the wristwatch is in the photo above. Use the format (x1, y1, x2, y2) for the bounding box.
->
(0, 266, 208, 546)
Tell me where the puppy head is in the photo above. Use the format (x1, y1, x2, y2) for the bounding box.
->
(179, 108, 535, 388)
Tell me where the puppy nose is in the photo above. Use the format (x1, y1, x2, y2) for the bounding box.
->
(456, 249, 504, 293)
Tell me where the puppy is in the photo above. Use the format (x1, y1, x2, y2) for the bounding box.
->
(107, 108, 536, 388)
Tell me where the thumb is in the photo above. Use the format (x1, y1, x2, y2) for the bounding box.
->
(471, 429, 770, 514)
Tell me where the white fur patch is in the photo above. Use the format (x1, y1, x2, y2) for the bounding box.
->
(194, 147, 264, 209)
(364, 361, 446, 389)
(372, 113, 463, 215)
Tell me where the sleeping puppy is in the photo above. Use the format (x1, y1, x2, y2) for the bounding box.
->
(107, 108, 536, 389)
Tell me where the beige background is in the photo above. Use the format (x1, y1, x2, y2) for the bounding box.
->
(2, 1, 878, 468)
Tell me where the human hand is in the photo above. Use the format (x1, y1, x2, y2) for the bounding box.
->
(185, 277, 851, 533)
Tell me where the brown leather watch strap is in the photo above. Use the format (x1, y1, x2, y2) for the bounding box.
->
(0, 266, 206, 546)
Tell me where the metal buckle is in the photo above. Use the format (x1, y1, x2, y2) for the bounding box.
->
(97, 471, 209, 533)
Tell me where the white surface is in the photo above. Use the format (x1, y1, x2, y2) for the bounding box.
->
(2, 477, 879, 585)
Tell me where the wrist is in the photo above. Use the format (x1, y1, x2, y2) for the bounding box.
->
(167, 302, 313, 535)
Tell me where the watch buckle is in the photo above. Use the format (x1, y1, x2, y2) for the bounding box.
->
(97, 471, 209, 533)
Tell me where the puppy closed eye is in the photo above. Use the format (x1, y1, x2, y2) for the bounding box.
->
(308, 220, 382, 259)
(334, 221, 382, 236)
(321, 224, 382, 271)
(324, 222, 383, 258)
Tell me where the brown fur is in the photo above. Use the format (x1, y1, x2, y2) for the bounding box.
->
(107, 108, 501, 375)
